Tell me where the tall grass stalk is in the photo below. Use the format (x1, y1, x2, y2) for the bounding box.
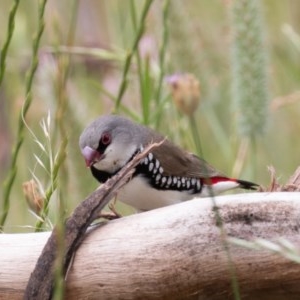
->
(51, 2, 80, 296)
(154, 0, 170, 128)
(168, 71, 240, 299)
(114, 0, 154, 111)
(91, 81, 140, 121)
(189, 114, 241, 300)
(23, 113, 66, 232)
(52, 192, 66, 300)
(1, 0, 48, 229)
(35, 137, 67, 232)
(0, 0, 20, 87)
(130, 0, 150, 125)
(155, 0, 170, 104)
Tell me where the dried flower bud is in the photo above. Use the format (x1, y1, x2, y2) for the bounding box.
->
(23, 179, 44, 214)
(166, 73, 201, 116)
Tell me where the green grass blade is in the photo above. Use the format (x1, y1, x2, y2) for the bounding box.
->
(0, 0, 20, 87)
(1, 0, 48, 229)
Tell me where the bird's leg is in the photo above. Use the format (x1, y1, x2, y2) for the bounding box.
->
(108, 196, 122, 218)
(97, 196, 122, 220)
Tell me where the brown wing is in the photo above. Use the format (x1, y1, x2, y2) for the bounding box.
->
(151, 139, 224, 178)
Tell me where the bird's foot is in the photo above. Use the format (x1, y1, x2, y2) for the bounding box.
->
(108, 203, 123, 218)
(97, 203, 122, 220)
(98, 211, 121, 220)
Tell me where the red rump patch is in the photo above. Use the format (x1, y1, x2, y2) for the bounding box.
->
(204, 176, 236, 185)
(203, 176, 258, 190)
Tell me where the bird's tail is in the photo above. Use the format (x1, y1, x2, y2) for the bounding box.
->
(206, 176, 259, 190)
(236, 179, 259, 190)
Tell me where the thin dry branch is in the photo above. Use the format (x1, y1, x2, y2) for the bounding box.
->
(24, 142, 163, 300)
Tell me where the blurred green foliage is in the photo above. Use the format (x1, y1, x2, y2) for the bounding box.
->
(0, 0, 300, 232)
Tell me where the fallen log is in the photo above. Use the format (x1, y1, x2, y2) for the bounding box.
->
(0, 192, 300, 300)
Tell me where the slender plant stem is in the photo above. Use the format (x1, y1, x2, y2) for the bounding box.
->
(52, 191, 66, 300)
(1, 0, 48, 229)
(35, 138, 67, 232)
(51, 3, 79, 297)
(90, 80, 140, 120)
(0, 0, 20, 87)
(130, 0, 148, 124)
(114, 0, 154, 111)
(189, 114, 203, 156)
(35, 0, 79, 232)
(251, 135, 257, 179)
(189, 113, 241, 300)
(155, 0, 170, 105)
(154, 0, 170, 128)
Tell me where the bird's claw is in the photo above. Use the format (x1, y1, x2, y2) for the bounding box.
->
(108, 202, 122, 218)
(97, 201, 122, 220)
(98, 211, 121, 220)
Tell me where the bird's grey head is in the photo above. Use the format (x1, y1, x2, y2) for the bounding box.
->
(79, 115, 147, 173)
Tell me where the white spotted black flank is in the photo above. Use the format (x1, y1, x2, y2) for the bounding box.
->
(138, 152, 203, 194)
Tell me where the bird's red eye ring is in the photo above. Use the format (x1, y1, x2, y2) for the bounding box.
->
(101, 132, 111, 145)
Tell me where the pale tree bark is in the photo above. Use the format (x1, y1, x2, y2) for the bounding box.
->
(1, 192, 300, 300)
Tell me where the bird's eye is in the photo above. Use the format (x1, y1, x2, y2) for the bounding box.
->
(101, 132, 111, 145)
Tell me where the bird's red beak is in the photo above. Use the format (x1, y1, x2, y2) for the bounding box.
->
(81, 146, 103, 167)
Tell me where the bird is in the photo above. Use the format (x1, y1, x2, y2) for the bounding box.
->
(79, 115, 258, 212)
